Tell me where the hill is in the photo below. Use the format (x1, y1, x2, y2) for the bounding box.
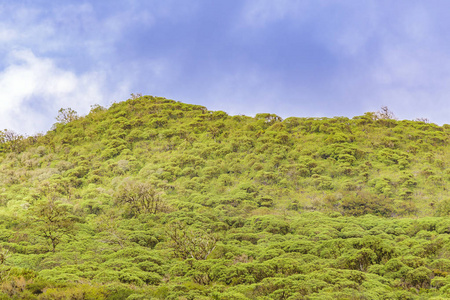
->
(0, 95, 448, 299)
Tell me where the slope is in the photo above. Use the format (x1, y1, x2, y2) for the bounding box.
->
(0, 95, 448, 299)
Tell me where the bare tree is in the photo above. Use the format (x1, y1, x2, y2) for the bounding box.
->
(414, 117, 429, 123)
(115, 179, 166, 216)
(376, 106, 396, 120)
(130, 93, 142, 100)
(166, 222, 217, 260)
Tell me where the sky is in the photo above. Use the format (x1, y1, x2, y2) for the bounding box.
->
(1, 0, 450, 134)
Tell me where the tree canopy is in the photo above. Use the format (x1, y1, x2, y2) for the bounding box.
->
(0, 95, 448, 298)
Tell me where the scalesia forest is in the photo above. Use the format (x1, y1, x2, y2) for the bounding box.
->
(0, 96, 448, 299)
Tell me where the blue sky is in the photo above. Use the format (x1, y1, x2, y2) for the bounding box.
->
(1, 0, 449, 134)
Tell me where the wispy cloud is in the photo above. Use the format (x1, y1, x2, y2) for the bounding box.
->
(0, 2, 151, 133)
(234, 0, 450, 123)
(0, 0, 449, 134)
(0, 50, 127, 134)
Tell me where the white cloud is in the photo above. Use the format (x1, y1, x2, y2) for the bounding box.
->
(0, 2, 157, 60)
(0, 49, 129, 134)
(0, 0, 448, 131)
(0, 2, 154, 134)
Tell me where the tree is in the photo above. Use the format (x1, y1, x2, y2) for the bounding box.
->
(0, 247, 8, 265)
(165, 222, 217, 260)
(114, 179, 165, 216)
(30, 199, 76, 252)
(0, 129, 24, 153)
(414, 117, 429, 123)
(376, 106, 396, 120)
(340, 191, 394, 217)
(130, 93, 142, 99)
(95, 209, 128, 249)
(56, 108, 79, 124)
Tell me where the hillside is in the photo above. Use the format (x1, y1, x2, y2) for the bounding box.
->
(0, 95, 448, 299)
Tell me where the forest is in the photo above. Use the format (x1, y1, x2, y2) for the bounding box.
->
(0, 95, 448, 299)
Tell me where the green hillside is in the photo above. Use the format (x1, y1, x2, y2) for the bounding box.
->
(0, 95, 449, 299)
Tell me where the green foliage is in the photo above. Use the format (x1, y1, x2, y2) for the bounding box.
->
(55, 108, 79, 125)
(30, 199, 76, 253)
(0, 96, 448, 298)
(340, 191, 394, 217)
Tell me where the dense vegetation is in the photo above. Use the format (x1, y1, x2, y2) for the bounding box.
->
(0, 95, 448, 299)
